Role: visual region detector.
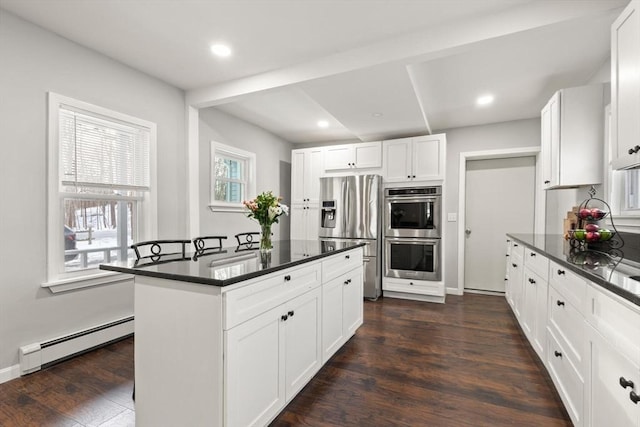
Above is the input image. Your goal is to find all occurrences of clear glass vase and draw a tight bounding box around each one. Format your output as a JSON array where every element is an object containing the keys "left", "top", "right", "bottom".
[{"left": 260, "top": 223, "right": 272, "bottom": 253}]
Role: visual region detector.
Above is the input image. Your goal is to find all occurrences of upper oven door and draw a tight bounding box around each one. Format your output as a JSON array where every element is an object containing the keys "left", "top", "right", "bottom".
[{"left": 385, "top": 196, "right": 441, "bottom": 238}]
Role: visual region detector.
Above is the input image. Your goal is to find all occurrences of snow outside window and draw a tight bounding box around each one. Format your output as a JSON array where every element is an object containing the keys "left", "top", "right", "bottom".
[{"left": 209, "top": 141, "right": 256, "bottom": 212}]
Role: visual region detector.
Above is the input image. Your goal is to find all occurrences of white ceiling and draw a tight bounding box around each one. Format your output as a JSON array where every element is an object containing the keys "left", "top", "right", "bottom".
[{"left": 0, "top": 0, "right": 629, "bottom": 143}]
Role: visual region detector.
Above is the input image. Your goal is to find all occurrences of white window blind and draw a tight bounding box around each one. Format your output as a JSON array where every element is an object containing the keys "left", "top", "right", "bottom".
[{"left": 60, "top": 106, "right": 150, "bottom": 191}]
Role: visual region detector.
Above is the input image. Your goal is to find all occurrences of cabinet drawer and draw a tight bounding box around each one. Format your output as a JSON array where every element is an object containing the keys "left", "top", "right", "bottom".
[
  {"left": 511, "top": 240, "right": 525, "bottom": 258},
  {"left": 524, "top": 247, "right": 549, "bottom": 278},
  {"left": 548, "top": 285, "right": 585, "bottom": 366},
  {"left": 224, "top": 263, "right": 321, "bottom": 330},
  {"left": 547, "top": 330, "right": 584, "bottom": 426},
  {"left": 322, "top": 249, "right": 363, "bottom": 283},
  {"left": 383, "top": 277, "right": 444, "bottom": 296},
  {"left": 549, "top": 261, "right": 587, "bottom": 311},
  {"left": 586, "top": 284, "right": 640, "bottom": 364}
]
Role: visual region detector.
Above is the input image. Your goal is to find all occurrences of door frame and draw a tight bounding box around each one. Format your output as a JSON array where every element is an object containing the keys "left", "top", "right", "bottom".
[{"left": 455, "top": 146, "right": 543, "bottom": 296}]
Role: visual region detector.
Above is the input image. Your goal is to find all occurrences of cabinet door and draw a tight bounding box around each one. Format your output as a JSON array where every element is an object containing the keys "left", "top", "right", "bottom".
[
  {"left": 284, "top": 287, "right": 322, "bottom": 401},
  {"left": 413, "top": 135, "right": 444, "bottom": 181},
  {"left": 505, "top": 241, "right": 514, "bottom": 309},
  {"left": 611, "top": 0, "right": 640, "bottom": 170},
  {"left": 290, "top": 205, "right": 306, "bottom": 240},
  {"left": 225, "top": 305, "right": 285, "bottom": 427},
  {"left": 509, "top": 255, "right": 524, "bottom": 320},
  {"left": 306, "top": 149, "right": 323, "bottom": 204},
  {"left": 541, "top": 92, "right": 560, "bottom": 189},
  {"left": 522, "top": 270, "right": 536, "bottom": 339},
  {"left": 533, "top": 274, "right": 548, "bottom": 359},
  {"left": 383, "top": 138, "right": 412, "bottom": 182},
  {"left": 322, "top": 274, "right": 345, "bottom": 363},
  {"left": 291, "top": 150, "right": 306, "bottom": 204},
  {"left": 304, "top": 205, "right": 319, "bottom": 240},
  {"left": 353, "top": 142, "right": 381, "bottom": 169},
  {"left": 324, "top": 145, "right": 353, "bottom": 170},
  {"left": 343, "top": 269, "right": 363, "bottom": 337},
  {"left": 586, "top": 326, "right": 640, "bottom": 427}
]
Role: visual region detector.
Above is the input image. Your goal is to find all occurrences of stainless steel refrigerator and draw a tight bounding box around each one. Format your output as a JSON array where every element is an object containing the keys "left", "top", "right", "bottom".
[{"left": 319, "top": 174, "right": 382, "bottom": 299}]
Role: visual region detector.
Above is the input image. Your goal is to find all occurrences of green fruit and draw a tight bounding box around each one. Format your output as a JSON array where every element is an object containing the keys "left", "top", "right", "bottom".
[
  {"left": 599, "top": 229, "right": 613, "bottom": 241},
  {"left": 573, "top": 229, "right": 586, "bottom": 240}
]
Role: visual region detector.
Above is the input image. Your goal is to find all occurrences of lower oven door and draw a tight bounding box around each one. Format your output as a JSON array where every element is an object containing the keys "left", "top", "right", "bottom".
[{"left": 385, "top": 238, "right": 440, "bottom": 281}]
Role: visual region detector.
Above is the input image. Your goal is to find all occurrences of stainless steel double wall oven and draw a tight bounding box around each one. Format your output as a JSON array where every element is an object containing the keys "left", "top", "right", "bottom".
[{"left": 384, "top": 186, "right": 442, "bottom": 281}]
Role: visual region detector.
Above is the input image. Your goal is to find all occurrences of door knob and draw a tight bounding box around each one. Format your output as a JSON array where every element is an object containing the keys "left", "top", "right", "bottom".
[{"left": 465, "top": 228, "right": 471, "bottom": 235}]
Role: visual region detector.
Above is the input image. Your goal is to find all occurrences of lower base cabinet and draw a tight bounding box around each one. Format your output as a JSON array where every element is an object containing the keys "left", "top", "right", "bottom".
[
  {"left": 322, "top": 265, "right": 363, "bottom": 363},
  {"left": 586, "top": 325, "right": 640, "bottom": 427},
  {"left": 225, "top": 287, "right": 322, "bottom": 427},
  {"left": 504, "top": 236, "right": 640, "bottom": 427}
]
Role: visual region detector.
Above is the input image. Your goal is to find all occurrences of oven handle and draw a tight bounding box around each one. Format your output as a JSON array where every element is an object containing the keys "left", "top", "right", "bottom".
[
  {"left": 386, "top": 237, "right": 441, "bottom": 245},
  {"left": 385, "top": 196, "right": 440, "bottom": 203}
]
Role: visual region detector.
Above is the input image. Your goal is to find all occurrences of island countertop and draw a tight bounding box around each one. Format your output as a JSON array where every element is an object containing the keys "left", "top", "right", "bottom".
[
  {"left": 99, "top": 239, "right": 365, "bottom": 287},
  {"left": 507, "top": 233, "right": 640, "bottom": 306}
]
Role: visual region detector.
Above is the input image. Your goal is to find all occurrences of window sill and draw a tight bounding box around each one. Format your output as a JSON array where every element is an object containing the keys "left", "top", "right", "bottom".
[
  {"left": 208, "top": 203, "right": 245, "bottom": 213},
  {"left": 42, "top": 271, "right": 133, "bottom": 293},
  {"left": 608, "top": 215, "right": 640, "bottom": 232}
]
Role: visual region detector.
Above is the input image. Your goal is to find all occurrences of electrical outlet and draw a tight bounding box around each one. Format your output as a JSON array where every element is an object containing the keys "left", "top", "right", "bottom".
[{"left": 447, "top": 213, "right": 457, "bottom": 222}]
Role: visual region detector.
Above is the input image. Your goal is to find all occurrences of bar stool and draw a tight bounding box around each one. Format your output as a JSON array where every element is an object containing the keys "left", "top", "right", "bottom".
[{"left": 192, "top": 236, "right": 227, "bottom": 260}]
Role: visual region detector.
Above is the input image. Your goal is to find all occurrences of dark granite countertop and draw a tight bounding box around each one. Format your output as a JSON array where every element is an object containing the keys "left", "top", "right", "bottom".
[
  {"left": 507, "top": 233, "right": 640, "bottom": 307},
  {"left": 100, "top": 239, "right": 365, "bottom": 287}
]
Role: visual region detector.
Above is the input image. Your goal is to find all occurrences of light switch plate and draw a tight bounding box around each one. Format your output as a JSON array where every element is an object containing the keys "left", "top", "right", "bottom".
[{"left": 447, "top": 213, "right": 457, "bottom": 222}]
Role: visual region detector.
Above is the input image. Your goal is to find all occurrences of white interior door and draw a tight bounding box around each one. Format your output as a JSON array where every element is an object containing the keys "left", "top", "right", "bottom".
[{"left": 464, "top": 156, "right": 535, "bottom": 293}]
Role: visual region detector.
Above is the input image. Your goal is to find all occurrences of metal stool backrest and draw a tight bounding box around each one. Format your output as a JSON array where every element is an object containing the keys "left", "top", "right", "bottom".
[
  {"left": 192, "top": 236, "right": 227, "bottom": 260},
  {"left": 234, "top": 232, "right": 260, "bottom": 250},
  {"left": 130, "top": 240, "right": 191, "bottom": 262}
]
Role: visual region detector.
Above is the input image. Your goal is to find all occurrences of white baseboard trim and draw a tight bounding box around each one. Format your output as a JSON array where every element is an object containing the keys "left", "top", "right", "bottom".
[
  {"left": 19, "top": 316, "right": 134, "bottom": 375},
  {"left": 446, "top": 287, "right": 463, "bottom": 295},
  {"left": 0, "top": 364, "right": 21, "bottom": 384}
]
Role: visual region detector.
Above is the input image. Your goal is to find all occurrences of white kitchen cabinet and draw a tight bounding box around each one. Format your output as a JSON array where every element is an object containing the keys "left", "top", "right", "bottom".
[
  {"left": 611, "top": 0, "right": 640, "bottom": 170},
  {"left": 586, "top": 327, "right": 640, "bottom": 427},
  {"left": 290, "top": 204, "right": 319, "bottom": 241},
  {"left": 291, "top": 147, "right": 323, "bottom": 205},
  {"left": 585, "top": 283, "right": 640, "bottom": 427},
  {"left": 522, "top": 267, "right": 548, "bottom": 359},
  {"left": 324, "top": 141, "right": 381, "bottom": 171},
  {"left": 225, "top": 286, "right": 322, "bottom": 427},
  {"left": 508, "top": 247, "right": 524, "bottom": 319},
  {"left": 383, "top": 134, "right": 446, "bottom": 183},
  {"left": 321, "top": 268, "right": 363, "bottom": 363},
  {"left": 505, "top": 239, "right": 513, "bottom": 308},
  {"left": 540, "top": 84, "right": 604, "bottom": 189},
  {"left": 291, "top": 147, "right": 322, "bottom": 240}
]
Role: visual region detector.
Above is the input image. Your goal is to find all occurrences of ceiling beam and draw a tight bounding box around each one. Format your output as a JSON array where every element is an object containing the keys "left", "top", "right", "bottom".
[{"left": 186, "top": 0, "right": 627, "bottom": 108}]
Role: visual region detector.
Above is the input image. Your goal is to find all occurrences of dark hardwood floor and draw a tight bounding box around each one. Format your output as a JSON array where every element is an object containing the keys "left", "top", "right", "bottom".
[{"left": 0, "top": 294, "right": 571, "bottom": 427}]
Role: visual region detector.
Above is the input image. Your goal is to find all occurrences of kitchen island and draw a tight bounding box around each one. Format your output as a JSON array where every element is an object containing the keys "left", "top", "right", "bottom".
[{"left": 100, "top": 240, "right": 365, "bottom": 427}]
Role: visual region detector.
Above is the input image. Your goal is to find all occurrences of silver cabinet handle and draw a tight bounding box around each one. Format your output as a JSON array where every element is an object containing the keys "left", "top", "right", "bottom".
[{"left": 465, "top": 228, "right": 471, "bottom": 235}]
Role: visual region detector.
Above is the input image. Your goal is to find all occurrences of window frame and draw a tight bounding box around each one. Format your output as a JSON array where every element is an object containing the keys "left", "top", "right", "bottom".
[
  {"left": 209, "top": 141, "right": 256, "bottom": 212},
  {"left": 604, "top": 104, "right": 640, "bottom": 231},
  {"left": 44, "top": 93, "right": 157, "bottom": 292}
]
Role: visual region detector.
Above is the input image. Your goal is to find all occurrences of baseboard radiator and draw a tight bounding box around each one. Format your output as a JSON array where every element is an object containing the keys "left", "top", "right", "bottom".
[{"left": 19, "top": 316, "right": 134, "bottom": 375}]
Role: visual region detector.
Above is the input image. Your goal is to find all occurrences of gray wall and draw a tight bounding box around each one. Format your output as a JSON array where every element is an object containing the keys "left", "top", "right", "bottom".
[
  {"left": 198, "top": 108, "right": 294, "bottom": 241},
  {"left": 440, "top": 118, "right": 542, "bottom": 291},
  {"left": 0, "top": 11, "right": 187, "bottom": 371}
]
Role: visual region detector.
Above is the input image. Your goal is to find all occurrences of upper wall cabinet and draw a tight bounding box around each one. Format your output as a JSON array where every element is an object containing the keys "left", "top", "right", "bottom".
[
  {"left": 541, "top": 84, "right": 604, "bottom": 189},
  {"left": 291, "top": 147, "right": 323, "bottom": 205},
  {"left": 611, "top": 0, "right": 640, "bottom": 170},
  {"left": 383, "top": 133, "right": 446, "bottom": 183},
  {"left": 324, "top": 141, "right": 382, "bottom": 171}
]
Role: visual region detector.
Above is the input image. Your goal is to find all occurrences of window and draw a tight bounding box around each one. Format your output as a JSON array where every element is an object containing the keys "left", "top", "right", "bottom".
[
  {"left": 46, "top": 93, "right": 156, "bottom": 290},
  {"left": 209, "top": 141, "right": 255, "bottom": 212}
]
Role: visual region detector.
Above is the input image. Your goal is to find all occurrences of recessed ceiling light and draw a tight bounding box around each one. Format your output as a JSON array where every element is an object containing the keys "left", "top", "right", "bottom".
[
  {"left": 210, "top": 44, "right": 232, "bottom": 57},
  {"left": 317, "top": 120, "right": 329, "bottom": 128},
  {"left": 372, "top": 112, "right": 383, "bottom": 118},
  {"left": 476, "top": 94, "right": 494, "bottom": 106}
]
